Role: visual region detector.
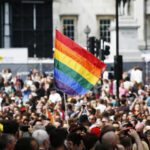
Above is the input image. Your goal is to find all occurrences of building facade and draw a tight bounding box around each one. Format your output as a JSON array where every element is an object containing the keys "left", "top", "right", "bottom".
[
  {"left": 0, "top": 0, "right": 150, "bottom": 59},
  {"left": 0, "top": 0, "right": 53, "bottom": 58},
  {"left": 53, "top": 0, "right": 150, "bottom": 62}
]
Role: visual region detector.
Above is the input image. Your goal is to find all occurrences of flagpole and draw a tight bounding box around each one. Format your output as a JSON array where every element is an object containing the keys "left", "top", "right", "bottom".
[
  {"left": 63, "top": 93, "right": 68, "bottom": 123},
  {"left": 54, "top": 30, "right": 106, "bottom": 127}
]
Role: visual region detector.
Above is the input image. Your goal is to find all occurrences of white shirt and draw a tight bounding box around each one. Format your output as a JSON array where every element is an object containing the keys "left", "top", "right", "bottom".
[
  {"left": 96, "top": 104, "right": 106, "bottom": 113},
  {"left": 130, "top": 69, "right": 142, "bottom": 84},
  {"left": 49, "top": 92, "right": 62, "bottom": 103},
  {"left": 134, "top": 69, "right": 143, "bottom": 83},
  {"left": 124, "top": 81, "right": 133, "bottom": 90}
]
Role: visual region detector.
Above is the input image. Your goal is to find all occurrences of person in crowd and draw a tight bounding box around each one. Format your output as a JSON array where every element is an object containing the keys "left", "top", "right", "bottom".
[
  {"left": 0, "top": 133, "right": 16, "bottom": 150},
  {"left": 82, "top": 132, "right": 98, "bottom": 150},
  {"left": 0, "top": 67, "right": 148, "bottom": 150},
  {"left": 50, "top": 128, "right": 68, "bottom": 150},
  {"left": 66, "top": 132, "right": 84, "bottom": 150},
  {"left": 32, "top": 129, "right": 50, "bottom": 150},
  {"left": 146, "top": 91, "right": 150, "bottom": 113},
  {"left": 14, "top": 137, "right": 39, "bottom": 150}
]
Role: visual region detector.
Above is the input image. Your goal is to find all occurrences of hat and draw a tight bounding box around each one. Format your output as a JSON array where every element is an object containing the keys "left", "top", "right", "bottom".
[
  {"left": 143, "top": 126, "right": 150, "bottom": 134},
  {"left": 20, "top": 106, "right": 26, "bottom": 112},
  {"left": 90, "top": 127, "right": 101, "bottom": 137}
]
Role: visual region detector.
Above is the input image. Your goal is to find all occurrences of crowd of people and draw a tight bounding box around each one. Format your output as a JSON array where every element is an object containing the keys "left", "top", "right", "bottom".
[{"left": 0, "top": 67, "right": 150, "bottom": 150}]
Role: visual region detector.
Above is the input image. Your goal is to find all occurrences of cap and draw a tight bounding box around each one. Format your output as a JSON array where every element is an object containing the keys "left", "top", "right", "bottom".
[{"left": 90, "top": 127, "right": 101, "bottom": 137}]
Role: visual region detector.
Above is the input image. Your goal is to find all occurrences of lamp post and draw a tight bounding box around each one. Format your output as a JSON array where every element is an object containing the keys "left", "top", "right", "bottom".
[
  {"left": 116, "top": 0, "right": 119, "bottom": 99},
  {"left": 116, "top": 0, "right": 119, "bottom": 57},
  {"left": 84, "top": 25, "right": 91, "bottom": 50},
  {"left": 115, "top": 0, "right": 123, "bottom": 99}
]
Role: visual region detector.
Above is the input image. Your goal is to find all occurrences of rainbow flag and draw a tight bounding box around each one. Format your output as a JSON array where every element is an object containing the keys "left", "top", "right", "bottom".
[{"left": 54, "top": 30, "right": 106, "bottom": 95}]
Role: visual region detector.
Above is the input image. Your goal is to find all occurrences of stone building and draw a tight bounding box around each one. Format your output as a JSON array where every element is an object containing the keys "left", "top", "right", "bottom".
[
  {"left": 0, "top": 0, "right": 53, "bottom": 58},
  {"left": 0, "top": 0, "right": 150, "bottom": 81},
  {"left": 53, "top": 0, "right": 150, "bottom": 63}
]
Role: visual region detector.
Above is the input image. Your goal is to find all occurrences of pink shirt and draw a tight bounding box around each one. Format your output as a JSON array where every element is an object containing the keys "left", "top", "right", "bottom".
[{"left": 119, "top": 87, "right": 127, "bottom": 98}]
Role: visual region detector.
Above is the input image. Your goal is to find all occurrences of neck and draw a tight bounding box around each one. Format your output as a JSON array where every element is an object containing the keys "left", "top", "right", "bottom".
[{"left": 39, "top": 146, "right": 47, "bottom": 150}]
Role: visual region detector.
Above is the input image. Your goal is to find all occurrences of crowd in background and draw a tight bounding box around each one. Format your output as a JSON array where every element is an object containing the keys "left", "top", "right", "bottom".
[{"left": 0, "top": 66, "right": 150, "bottom": 150}]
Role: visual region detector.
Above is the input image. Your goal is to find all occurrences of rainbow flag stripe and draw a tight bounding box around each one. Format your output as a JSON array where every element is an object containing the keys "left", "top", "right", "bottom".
[{"left": 54, "top": 30, "right": 106, "bottom": 95}]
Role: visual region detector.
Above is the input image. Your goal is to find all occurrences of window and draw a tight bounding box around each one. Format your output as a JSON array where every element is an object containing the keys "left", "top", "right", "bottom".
[
  {"left": 97, "top": 16, "right": 114, "bottom": 43},
  {"left": 100, "top": 19, "right": 111, "bottom": 42},
  {"left": 11, "top": 1, "right": 53, "bottom": 58},
  {"left": 0, "top": 3, "right": 4, "bottom": 47},
  {"left": 61, "top": 16, "right": 77, "bottom": 40},
  {"left": 146, "top": 15, "right": 150, "bottom": 45}
]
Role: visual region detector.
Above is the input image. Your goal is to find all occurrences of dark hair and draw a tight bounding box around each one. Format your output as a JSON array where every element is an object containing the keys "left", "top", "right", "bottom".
[
  {"left": 120, "top": 135, "right": 132, "bottom": 148},
  {"left": 95, "top": 143, "right": 107, "bottom": 150},
  {"left": 99, "top": 125, "right": 115, "bottom": 142},
  {"left": 0, "top": 134, "right": 15, "bottom": 150},
  {"left": 79, "top": 115, "right": 89, "bottom": 125},
  {"left": 114, "top": 113, "right": 122, "bottom": 121},
  {"left": 50, "top": 128, "right": 68, "bottom": 148},
  {"left": 69, "top": 124, "right": 87, "bottom": 133},
  {"left": 67, "top": 132, "right": 82, "bottom": 146},
  {"left": 82, "top": 133, "right": 98, "bottom": 150},
  {"left": 16, "top": 79, "right": 24, "bottom": 89},
  {"left": 145, "top": 120, "right": 150, "bottom": 126},
  {"left": 67, "top": 104, "right": 73, "bottom": 109},
  {"left": 0, "top": 120, "right": 19, "bottom": 135},
  {"left": 14, "top": 137, "right": 38, "bottom": 150},
  {"left": 45, "top": 124, "right": 56, "bottom": 135}
]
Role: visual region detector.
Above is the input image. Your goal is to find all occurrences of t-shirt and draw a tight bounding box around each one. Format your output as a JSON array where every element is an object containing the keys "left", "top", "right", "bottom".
[
  {"left": 146, "top": 97, "right": 150, "bottom": 106},
  {"left": 49, "top": 92, "right": 62, "bottom": 103}
]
